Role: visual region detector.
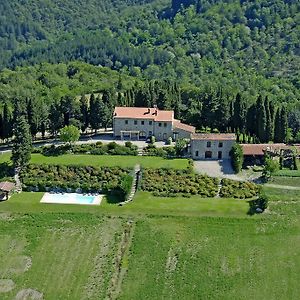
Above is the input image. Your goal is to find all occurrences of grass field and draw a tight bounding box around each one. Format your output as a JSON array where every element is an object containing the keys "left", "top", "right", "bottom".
[{"left": 0, "top": 168, "right": 299, "bottom": 298}]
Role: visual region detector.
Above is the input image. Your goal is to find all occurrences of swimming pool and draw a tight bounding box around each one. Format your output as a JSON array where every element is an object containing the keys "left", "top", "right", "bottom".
[{"left": 40, "top": 193, "right": 103, "bottom": 205}]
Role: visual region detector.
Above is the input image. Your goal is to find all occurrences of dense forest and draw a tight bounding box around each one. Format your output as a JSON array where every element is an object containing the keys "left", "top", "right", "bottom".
[{"left": 0, "top": 0, "right": 299, "bottom": 141}]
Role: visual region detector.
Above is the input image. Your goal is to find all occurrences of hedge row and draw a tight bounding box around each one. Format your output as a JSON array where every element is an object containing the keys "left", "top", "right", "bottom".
[
  {"left": 220, "top": 178, "right": 258, "bottom": 199},
  {"left": 32, "top": 141, "right": 138, "bottom": 156},
  {"left": 20, "top": 164, "right": 130, "bottom": 194},
  {"left": 141, "top": 169, "right": 219, "bottom": 197}
]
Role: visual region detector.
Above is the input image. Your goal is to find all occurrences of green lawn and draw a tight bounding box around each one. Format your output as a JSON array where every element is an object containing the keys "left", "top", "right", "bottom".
[
  {"left": 30, "top": 154, "right": 189, "bottom": 169},
  {"left": 269, "top": 176, "right": 300, "bottom": 187},
  {"left": 0, "top": 191, "right": 249, "bottom": 217},
  {"left": 274, "top": 169, "right": 300, "bottom": 177},
  {"left": 0, "top": 152, "right": 11, "bottom": 164},
  {"left": 0, "top": 175, "right": 299, "bottom": 299},
  {"left": 119, "top": 216, "right": 300, "bottom": 300}
]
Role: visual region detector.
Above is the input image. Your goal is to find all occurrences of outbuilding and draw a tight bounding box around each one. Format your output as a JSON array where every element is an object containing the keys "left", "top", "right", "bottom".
[
  {"left": 190, "top": 133, "right": 236, "bottom": 160},
  {"left": 0, "top": 181, "right": 15, "bottom": 200}
]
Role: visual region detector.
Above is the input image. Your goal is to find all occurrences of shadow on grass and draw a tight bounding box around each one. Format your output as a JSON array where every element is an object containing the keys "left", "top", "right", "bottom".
[{"left": 105, "top": 193, "right": 123, "bottom": 204}]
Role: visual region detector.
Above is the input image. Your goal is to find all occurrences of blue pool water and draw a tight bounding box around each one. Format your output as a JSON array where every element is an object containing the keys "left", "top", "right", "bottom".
[{"left": 41, "top": 193, "right": 101, "bottom": 205}]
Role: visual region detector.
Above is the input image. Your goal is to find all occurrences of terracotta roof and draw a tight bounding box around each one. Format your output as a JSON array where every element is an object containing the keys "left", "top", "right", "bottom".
[
  {"left": 241, "top": 143, "right": 291, "bottom": 156},
  {"left": 0, "top": 181, "right": 15, "bottom": 192},
  {"left": 191, "top": 133, "right": 236, "bottom": 141},
  {"left": 173, "top": 119, "right": 195, "bottom": 133},
  {"left": 113, "top": 107, "right": 173, "bottom": 122}
]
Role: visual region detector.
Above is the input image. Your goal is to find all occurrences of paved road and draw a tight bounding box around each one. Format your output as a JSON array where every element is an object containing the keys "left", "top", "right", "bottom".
[{"left": 194, "top": 159, "right": 243, "bottom": 180}]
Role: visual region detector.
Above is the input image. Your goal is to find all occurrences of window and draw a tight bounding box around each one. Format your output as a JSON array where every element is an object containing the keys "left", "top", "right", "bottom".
[
  {"left": 141, "top": 121, "right": 144, "bottom": 125},
  {"left": 149, "top": 121, "right": 152, "bottom": 125},
  {"left": 164, "top": 122, "right": 167, "bottom": 127},
  {"left": 149, "top": 131, "right": 152, "bottom": 136},
  {"left": 195, "top": 151, "right": 199, "bottom": 157},
  {"left": 125, "top": 120, "right": 128, "bottom": 125},
  {"left": 134, "top": 120, "right": 137, "bottom": 125},
  {"left": 207, "top": 141, "right": 211, "bottom": 148},
  {"left": 158, "top": 122, "right": 162, "bottom": 127},
  {"left": 218, "top": 142, "right": 223, "bottom": 148}
]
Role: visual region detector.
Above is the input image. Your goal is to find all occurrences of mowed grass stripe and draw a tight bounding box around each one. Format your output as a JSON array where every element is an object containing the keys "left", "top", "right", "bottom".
[{"left": 30, "top": 154, "right": 189, "bottom": 169}]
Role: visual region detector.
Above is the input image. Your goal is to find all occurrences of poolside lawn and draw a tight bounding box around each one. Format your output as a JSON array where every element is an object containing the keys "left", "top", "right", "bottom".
[
  {"left": 0, "top": 191, "right": 250, "bottom": 217},
  {"left": 30, "top": 154, "right": 189, "bottom": 169}
]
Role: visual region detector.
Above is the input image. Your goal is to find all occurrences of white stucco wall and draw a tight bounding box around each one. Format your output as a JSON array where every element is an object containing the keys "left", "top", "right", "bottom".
[{"left": 191, "top": 139, "right": 235, "bottom": 160}]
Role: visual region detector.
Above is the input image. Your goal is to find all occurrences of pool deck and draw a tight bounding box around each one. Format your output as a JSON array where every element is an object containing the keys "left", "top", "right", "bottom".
[{"left": 40, "top": 193, "right": 103, "bottom": 205}]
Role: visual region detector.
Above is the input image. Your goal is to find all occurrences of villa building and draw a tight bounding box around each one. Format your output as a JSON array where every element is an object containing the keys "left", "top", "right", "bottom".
[
  {"left": 190, "top": 133, "right": 236, "bottom": 160},
  {"left": 113, "top": 107, "right": 195, "bottom": 141}
]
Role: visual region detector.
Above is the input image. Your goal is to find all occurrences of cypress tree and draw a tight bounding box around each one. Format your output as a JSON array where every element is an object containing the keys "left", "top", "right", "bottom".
[
  {"left": 265, "top": 96, "right": 272, "bottom": 142},
  {"left": 27, "top": 98, "right": 39, "bottom": 138},
  {"left": 281, "top": 106, "right": 288, "bottom": 143},
  {"left": 11, "top": 114, "right": 32, "bottom": 168},
  {"left": 89, "top": 94, "right": 102, "bottom": 132},
  {"left": 233, "top": 93, "right": 242, "bottom": 130},
  {"left": 269, "top": 100, "right": 275, "bottom": 141},
  {"left": 0, "top": 114, "right": 3, "bottom": 140},
  {"left": 256, "top": 95, "right": 267, "bottom": 142},
  {"left": 274, "top": 108, "right": 281, "bottom": 142},
  {"left": 246, "top": 104, "right": 256, "bottom": 136},
  {"left": 79, "top": 95, "right": 89, "bottom": 133},
  {"left": 2, "top": 103, "right": 12, "bottom": 141}
]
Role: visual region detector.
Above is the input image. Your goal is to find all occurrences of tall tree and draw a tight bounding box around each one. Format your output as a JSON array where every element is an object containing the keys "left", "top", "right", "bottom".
[
  {"left": 2, "top": 103, "right": 12, "bottom": 141},
  {"left": 233, "top": 93, "right": 247, "bottom": 132},
  {"left": 79, "top": 95, "right": 89, "bottom": 133},
  {"left": 27, "top": 98, "right": 39, "bottom": 138},
  {"left": 265, "top": 96, "right": 273, "bottom": 142},
  {"left": 49, "top": 101, "right": 63, "bottom": 137},
  {"left": 281, "top": 106, "right": 288, "bottom": 143},
  {"left": 256, "top": 95, "right": 267, "bottom": 142},
  {"left": 11, "top": 114, "right": 32, "bottom": 168},
  {"left": 89, "top": 94, "right": 102, "bottom": 132},
  {"left": 274, "top": 108, "right": 281, "bottom": 143}
]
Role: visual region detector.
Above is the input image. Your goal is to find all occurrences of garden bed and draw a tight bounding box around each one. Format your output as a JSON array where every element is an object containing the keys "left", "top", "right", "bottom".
[
  {"left": 220, "top": 178, "right": 259, "bottom": 199},
  {"left": 141, "top": 169, "right": 219, "bottom": 197},
  {"left": 20, "top": 164, "right": 131, "bottom": 195}
]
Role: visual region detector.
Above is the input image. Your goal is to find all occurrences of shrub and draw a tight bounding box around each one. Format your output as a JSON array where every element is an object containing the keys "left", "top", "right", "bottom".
[
  {"left": 150, "top": 136, "right": 156, "bottom": 144},
  {"left": 262, "top": 155, "right": 280, "bottom": 180},
  {"left": 166, "top": 137, "right": 172, "bottom": 145},
  {"left": 230, "top": 143, "right": 243, "bottom": 173}
]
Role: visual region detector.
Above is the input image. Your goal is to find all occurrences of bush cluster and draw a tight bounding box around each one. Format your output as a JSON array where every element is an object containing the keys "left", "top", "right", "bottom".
[
  {"left": 220, "top": 178, "right": 259, "bottom": 199},
  {"left": 20, "top": 164, "right": 130, "bottom": 194},
  {"left": 143, "top": 144, "right": 176, "bottom": 158},
  {"left": 141, "top": 169, "right": 219, "bottom": 197},
  {"left": 32, "top": 141, "right": 138, "bottom": 156},
  {"left": 230, "top": 143, "right": 244, "bottom": 173}
]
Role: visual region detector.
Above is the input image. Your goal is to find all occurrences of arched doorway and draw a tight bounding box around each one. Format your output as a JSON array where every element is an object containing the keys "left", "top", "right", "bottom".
[{"left": 205, "top": 151, "right": 212, "bottom": 159}]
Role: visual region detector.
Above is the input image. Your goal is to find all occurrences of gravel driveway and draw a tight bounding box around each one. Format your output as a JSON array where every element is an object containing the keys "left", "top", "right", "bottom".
[{"left": 194, "top": 159, "right": 242, "bottom": 180}]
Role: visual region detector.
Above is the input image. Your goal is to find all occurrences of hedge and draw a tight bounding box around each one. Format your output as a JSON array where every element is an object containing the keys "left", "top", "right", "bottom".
[
  {"left": 32, "top": 141, "right": 138, "bottom": 156},
  {"left": 20, "top": 164, "right": 130, "bottom": 194}
]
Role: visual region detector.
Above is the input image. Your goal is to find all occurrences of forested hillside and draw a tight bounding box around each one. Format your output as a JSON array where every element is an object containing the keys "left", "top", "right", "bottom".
[
  {"left": 0, "top": 0, "right": 299, "bottom": 100},
  {"left": 0, "top": 0, "right": 299, "bottom": 141}
]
